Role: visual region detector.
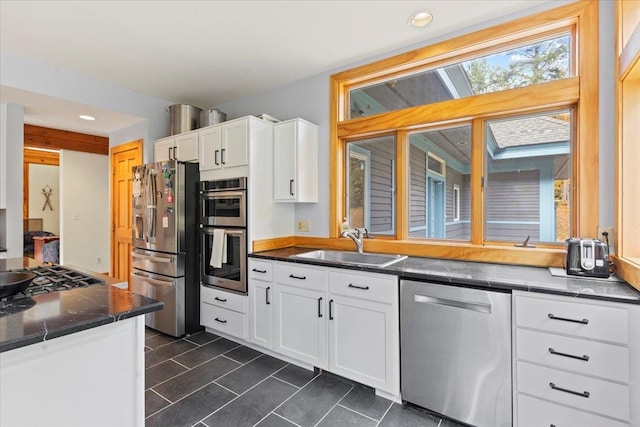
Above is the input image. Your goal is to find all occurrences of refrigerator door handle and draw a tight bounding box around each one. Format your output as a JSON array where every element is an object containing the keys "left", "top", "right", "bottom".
[
  {"left": 131, "top": 271, "right": 175, "bottom": 287},
  {"left": 132, "top": 251, "right": 175, "bottom": 264}
]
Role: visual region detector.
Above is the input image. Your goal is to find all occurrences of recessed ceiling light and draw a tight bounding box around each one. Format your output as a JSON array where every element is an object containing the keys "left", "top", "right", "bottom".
[
  {"left": 79, "top": 114, "right": 95, "bottom": 121},
  {"left": 409, "top": 11, "right": 433, "bottom": 28}
]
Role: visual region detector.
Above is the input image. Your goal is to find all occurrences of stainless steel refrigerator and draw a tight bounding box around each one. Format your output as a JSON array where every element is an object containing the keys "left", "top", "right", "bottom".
[{"left": 130, "top": 160, "right": 200, "bottom": 337}]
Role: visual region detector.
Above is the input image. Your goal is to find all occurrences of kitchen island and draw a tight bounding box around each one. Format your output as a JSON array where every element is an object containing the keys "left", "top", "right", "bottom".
[{"left": 0, "top": 257, "right": 163, "bottom": 427}]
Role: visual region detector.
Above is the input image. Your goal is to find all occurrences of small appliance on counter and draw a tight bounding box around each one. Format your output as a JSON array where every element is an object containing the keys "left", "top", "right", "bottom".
[{"left": 565, "top": 237, "right": 611, "bottom": 278}]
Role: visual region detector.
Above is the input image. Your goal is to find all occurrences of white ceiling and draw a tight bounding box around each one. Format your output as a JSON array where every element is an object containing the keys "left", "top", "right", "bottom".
[{"left": 0, "top": 0, "right": 551, "bottom": 137}]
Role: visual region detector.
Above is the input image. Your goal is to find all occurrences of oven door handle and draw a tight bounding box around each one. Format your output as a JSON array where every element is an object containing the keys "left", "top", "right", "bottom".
[
  {"left": 201, "top": 228, "right": 244, "bottom": 237},
  {"left": 132, "top": 251, "right": 175, "bottom": 263},
  {"left": 131, "top": 271, "right": 175, "bottom": 287},
  {"left": 200, "top": 190, "right": 246, "bottom": 199}
]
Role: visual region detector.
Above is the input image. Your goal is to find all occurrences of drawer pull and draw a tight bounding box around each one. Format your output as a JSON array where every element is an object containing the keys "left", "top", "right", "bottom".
[
  {"left": 252, "top": 268, "right": 267, "bottom": 274},
  {"left": 214, "top": 297, "right": 227, "bottom": 302},
  {"left": 289, "top": 274, "right": 306, "bottom": 280},
  {"left": 318, "top": 297, "right": 323, "bottom": 318},
  {"left": 266, "top": 287, "right": 271, "bottom": 305},
  {"left": 329, "top": 299, "right": 334, "bottom": 320},
  {"left": 548, "top": 347, "right": 590, "bottom": 362},
  {"left": 548, "top": 313, "right": 589, "bottom": 325},
  {"left": 549, "top": 382, "right": 590, "bottom": 398},
  {"left": 214, "top": 317, "right": 227, "bottom": 324},
  {"left": 348, "top": 283, "right": 370, "bottom": 290}
]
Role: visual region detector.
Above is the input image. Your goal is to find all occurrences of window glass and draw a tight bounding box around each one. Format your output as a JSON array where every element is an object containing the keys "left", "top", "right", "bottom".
[
  {"left": 408, "top": 125, "right": 471, "bottom": 240},
  {"left": 347, "top": 136, "right": 396, "bottom": 235},
  {"left": 349, "top": 34, "right": 571, "bottom": 119},
  {"left": 484, "top": 111, "right": 572, "bottom": 244}
]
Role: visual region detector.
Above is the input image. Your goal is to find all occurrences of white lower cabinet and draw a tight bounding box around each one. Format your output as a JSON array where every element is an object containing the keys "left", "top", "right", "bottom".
[
  {"left": 513, "top": 291, "right": 640, "bottom": 427},
  {"left": 200, "top": 285, "right": 247, "bottom": 339},
  {"left": 247, "top": 259, "right": 400, "bottom": 397}
]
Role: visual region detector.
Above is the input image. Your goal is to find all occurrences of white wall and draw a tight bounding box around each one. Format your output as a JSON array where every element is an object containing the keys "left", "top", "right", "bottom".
[
  {"left": 60, "top": 150, "right": 109, "bottom": 271},
  {"left": 215, "top": 0, "right": 614, "bottom": 238},
  {"left": 28, "top": 164, "right": 60, "bottom": 234},
  {"left": 0, "top": 103, "right": 24, "bottom": 257}
]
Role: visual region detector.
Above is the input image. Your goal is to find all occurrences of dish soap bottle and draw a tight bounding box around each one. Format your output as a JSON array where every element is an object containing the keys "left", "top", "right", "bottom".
[{"left": 341, "top": 217, "right": 349, "bottom": 233}]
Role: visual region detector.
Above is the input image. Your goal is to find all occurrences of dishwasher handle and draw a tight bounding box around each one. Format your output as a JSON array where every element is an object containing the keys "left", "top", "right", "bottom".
[{"left": 414, "top": 294, "right": 492, "bottom": 314}]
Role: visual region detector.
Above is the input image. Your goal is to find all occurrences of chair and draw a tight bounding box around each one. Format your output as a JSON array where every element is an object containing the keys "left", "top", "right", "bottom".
[
  {"left": 23, "top": 231, "right": 56, "bottom": 258},
  {"left": 42, "top": 239, "right": 60, "bottom": 264}
]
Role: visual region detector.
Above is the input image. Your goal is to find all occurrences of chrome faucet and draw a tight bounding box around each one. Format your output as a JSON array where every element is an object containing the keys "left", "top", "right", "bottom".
[{"left": 341, "top": 228, "right": 372, "bottom": 254}]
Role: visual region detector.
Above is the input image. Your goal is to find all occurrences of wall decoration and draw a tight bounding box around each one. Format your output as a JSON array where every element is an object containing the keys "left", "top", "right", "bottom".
[{"left": 42, "top": 185, "right": 54, "bottom": 211}]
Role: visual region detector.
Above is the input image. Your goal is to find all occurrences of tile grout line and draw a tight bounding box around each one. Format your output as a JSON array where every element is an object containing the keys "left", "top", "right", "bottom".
[
  {"left": 269, "top": 371, "right": 323, "bottom": 416},
  {"left": 145, "top": 355, "right": 240, "bottom": 391},
  {"left": 149, "top": 387, "right": 173, "bottom": 404},
  {"left": 170, "top": 358, "right": 192, "bottom": 370},
  {"left": 336, "top": 403, "right": 381, "bottom": 423},
  {"left": 269, "top": 374, "right": 302, "bottom": 390},
  {"left": 311, "top": 384, "right": 355, "bottom": 427},
  {"left": 268, "top": 412, "right": 303, "bottom": 427},
  {"left": 211, "top": 380, "right": 240, "bottom": 396},
  {"left": 374, "top": 401, "right": 395, "bottom": 427}
]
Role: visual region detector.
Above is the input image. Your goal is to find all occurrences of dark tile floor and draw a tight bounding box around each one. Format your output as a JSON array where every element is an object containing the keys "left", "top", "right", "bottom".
[{"left": 145, "top": 328, "right": 465, "bottom": 427}]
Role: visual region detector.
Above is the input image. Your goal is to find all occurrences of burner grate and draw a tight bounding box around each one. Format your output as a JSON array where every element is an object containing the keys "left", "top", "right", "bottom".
[{"left": 1, "top": 265, "right": 106, "bottom": 302}]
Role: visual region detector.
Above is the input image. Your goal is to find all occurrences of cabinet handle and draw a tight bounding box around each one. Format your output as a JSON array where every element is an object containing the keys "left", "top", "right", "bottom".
[
  {"left": 318, "top": 297, "right": 323, "bottom": 318},
  {"left": 266, "top": 287, "right": 271, "bottom": 305},
  {"left": 289, "top": 179, "right": 294, "bottom": 196},
  {"left": 348, "top": 283, "right": 370, "bottom": 290},
  {"left": 214, "top": 317, "right": 227, "bottom": 324},
  {"left": 214, "top": 150, "right": 220, "bottom": 165},
  {"left": 168, "top": 146, "right": 174, "bottom": 160},
  {"left": 289, "top": 274, "right": 306, "bottom": 280},
  {"left": 548, "top": 347, "right": 590, "bottom": 362},
  {"left": 252, "top": 268, "right": 267, "bottom": 274},
  {"left": 221, "top": 148, "right": 226, "bottom": 164},
  {"left": 548, "top": 313, "right": 589, "bottom": 325},
  {"left": 549, "top": 382, "right": 590, "bottom": 398},
  {"left": 214, "top": 297, "right": 227, "bottom": 302},
  {"left": 329, "top": 299, "right": 334, "bottom": 320}
]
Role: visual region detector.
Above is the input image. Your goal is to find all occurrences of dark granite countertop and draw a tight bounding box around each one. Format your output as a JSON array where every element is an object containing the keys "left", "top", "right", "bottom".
[
  {"left": 0, "top": 258, "right": 163, "bottom": 353},
  {"left": 250, "top": 247, "right": 640, "bottom": 305}
]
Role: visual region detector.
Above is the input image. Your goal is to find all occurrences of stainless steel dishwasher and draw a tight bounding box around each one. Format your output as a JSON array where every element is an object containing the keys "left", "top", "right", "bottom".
[{"left": 400, "top": 280, "right": 512, "bottom": 427}]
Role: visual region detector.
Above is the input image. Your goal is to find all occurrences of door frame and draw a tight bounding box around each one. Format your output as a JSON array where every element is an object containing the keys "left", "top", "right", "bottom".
[{"left": 110, "top": 139, "right": 143, "bottom": 278}]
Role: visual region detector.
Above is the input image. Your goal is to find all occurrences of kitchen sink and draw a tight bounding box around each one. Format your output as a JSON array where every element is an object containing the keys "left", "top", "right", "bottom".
[{"left": 290, "top": 250, "right": 407, "bottom": 268}]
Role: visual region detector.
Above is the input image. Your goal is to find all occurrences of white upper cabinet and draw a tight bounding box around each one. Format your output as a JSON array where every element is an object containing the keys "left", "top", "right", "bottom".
[
  {"left": 154, "top": 130, "right": 198, "bottom": 162},
  {"left": 273, "top": 118, "right": 318, "bottom": 203},
  {"left": 199, "top": 118, "right": 249, "bottom": 171}
]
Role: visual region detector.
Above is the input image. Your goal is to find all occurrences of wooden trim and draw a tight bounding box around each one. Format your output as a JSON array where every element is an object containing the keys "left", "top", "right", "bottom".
[
  {"left": 24, "top": 124, "right": 109, "bottom": 155},
  {"left": 612, "top": 255, "right": 640, "bottom": 291},
  {"left": 253, "top": 235, "right": 565, "bottom": 268},
  {"left": 23, "top": 148, "right": 60, "bottom": 224},
  {"left": 252, "top": 236, "right": 295, "bottom": 253},
  {"left": 470, "top": 118, "right": 484, "bottom": 245},
  {"left": 329, "top": 76, "right": 343, "bottom": 239},
  {"left": 337, "top": 78, "right": 579, "bottom": 138},
  {"left": 395, "top": 130, "right": 408, "bottom": 240}
]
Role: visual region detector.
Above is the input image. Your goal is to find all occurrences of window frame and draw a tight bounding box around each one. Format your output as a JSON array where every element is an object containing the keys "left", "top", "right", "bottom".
[{"left": 329, "top": 1, "right": 599, "bottom": 267}]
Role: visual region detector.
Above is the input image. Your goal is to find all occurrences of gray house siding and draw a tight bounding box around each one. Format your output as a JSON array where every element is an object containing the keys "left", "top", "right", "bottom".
[
  {"left": 367, "top": 140, "right": 395, "bottom": 234},
  {"left": 446, "top": 167, "right": 471, "bottom": 240},
  {"left": 409, "top": 144, "right": 427, "bottom": 237}
]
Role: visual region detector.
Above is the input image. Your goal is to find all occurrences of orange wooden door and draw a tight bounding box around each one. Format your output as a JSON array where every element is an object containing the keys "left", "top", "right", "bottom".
[{"left": 110, "top": 140, "right": 143, "bottom": 287}]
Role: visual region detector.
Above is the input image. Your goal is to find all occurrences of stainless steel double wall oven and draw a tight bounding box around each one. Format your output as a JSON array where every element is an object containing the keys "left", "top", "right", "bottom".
[{"left": 200, "top": 177, "right": 247, "bottom": 294}]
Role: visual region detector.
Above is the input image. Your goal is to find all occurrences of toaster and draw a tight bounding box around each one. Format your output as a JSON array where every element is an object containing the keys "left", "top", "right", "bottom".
[{"left": 565, "top": 238, "right": 611, "bottom": 278}]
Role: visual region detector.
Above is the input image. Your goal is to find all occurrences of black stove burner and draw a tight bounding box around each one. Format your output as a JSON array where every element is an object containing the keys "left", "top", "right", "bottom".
[{"left": 1, "top": 265, "right": 106, "bottom": 302}]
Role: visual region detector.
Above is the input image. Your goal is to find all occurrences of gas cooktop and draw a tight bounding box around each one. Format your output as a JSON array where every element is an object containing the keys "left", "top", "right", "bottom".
[{"left": 2, "top": 265, "right": 106, "bottom": 302}]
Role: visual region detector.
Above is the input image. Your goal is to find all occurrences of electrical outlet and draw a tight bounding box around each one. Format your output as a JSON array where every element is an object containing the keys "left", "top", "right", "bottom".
[
  {"left": 96, "top": 257, "right": 101, "bottom": 264},
  {"left": 597, "top": 226, "right": 615, "bottom": 252},
  {"left": 297, "top": 220, "right": 310, "bottom": 232}
]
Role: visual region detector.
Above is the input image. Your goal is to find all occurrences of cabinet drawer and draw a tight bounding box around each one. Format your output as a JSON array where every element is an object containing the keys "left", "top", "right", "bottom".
[
  {"left": 516, "top": 361, "right": 629, "bottom": 421},
  {"left": 201, "top": 285, "right": 247, "bottom": 313},
  {"left": 201, "top": 302, "right": 246, "bottom": 339},
  {"left": 275, "top": 263, "right": 326, "bottom": 291},
  {"left": 249, "top": 260, "right": 273, "bottom": 282},
  {"left": 516, "top": 329, "right": 629, "bottom": 382},
  {"left": 514, "top": 295, "right": 628, "bottom": 344},
  {"left": 328, "top": 270, "right": 397, "bottom": 304},
  {"left": 517, "top": 394, "right": 628, "bottom": 427}
]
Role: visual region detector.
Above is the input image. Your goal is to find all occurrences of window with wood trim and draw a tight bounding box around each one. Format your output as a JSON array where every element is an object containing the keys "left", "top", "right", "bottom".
[{"left": 330, "top": 1, "right": 599, "bottom": 267}]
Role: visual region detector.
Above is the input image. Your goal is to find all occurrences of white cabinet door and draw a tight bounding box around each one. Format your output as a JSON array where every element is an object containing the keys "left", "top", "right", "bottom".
[
  {"left": 273, "top": 121, "right": 297, "bottom": 201},
  {"left": 248, "top": 279, "right": 273, "bottom": 349},
  {"left": 273, "top": 119, "right": 318, "bottom": 203},
  {"left": 154, "top": 136, "right": 175, "bottom": 162},
  {"left": 199, "top": 126, "right": 223, "bottom": 171},
  {"left": 274, "top": 282, "right": 327, "bottom": 369},
  {"left": 174, "top": 130, "right": 199, "bottom": 161},
  {"left": 328, "top": 295, "right": 396, "bottom": 392},
  {"left": 222, "top": 119, "right": 249, "bottom": 168}
]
